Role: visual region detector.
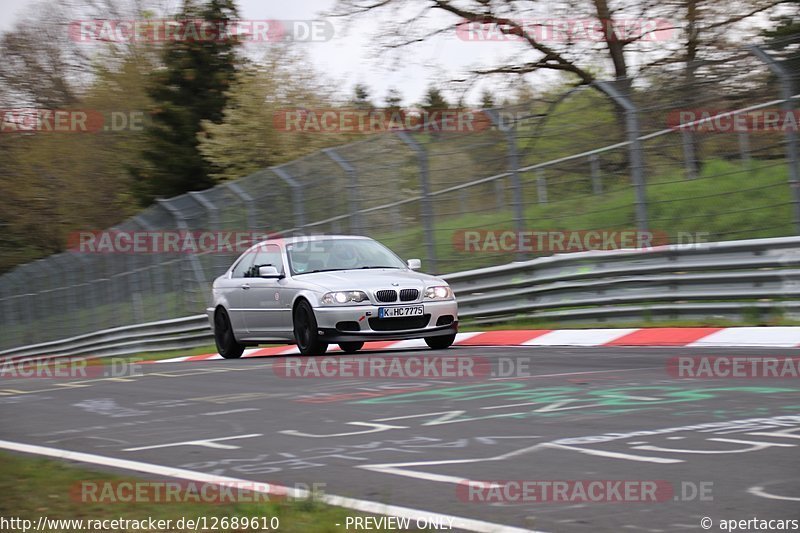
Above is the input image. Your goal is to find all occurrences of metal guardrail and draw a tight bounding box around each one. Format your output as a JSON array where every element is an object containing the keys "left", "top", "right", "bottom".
[
  {"left": 1, "top": 236, "right": 798, "bottom": 361},
  {"left": 444, "top": 236, "right": 800, "bottom": 324},
  {"left": 0, "top": 315, "right": 212, "bottom": 362}
]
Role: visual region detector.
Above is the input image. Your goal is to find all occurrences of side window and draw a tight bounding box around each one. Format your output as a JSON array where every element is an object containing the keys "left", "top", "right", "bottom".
[
  {"left": 231, "top": 251, "right": 256, "bottom": 278},
  {"left": 249, "top": 244, "right": 284, "bottom": 276}
]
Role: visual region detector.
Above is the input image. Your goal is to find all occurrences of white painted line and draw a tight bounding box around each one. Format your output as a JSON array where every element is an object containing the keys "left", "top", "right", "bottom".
[
  {"left": 748, "top": 485, "right": 800, "bottom": 502},
  {"left": 201, "top": 408, "right": 260, "bottom": 416},
  {"left": 542, "top": 443, "right": 683, "bottom": 464},
  {"left": 123, "top": 434, "right": 262, "bottom": 451},
  {"left": 0, "top": 439, "right": 542, "bottom": 533},
  {"left": 522, "top": 329, "right": 638, "bottom": 346},
  {"left": 688, "top": 327, "right": 800, "bottom": 347}
]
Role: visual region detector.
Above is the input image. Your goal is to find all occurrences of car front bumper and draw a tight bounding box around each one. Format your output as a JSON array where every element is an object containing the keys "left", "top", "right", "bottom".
[{"left": 313, "top": 299, "right": 458, "bottom": 343}]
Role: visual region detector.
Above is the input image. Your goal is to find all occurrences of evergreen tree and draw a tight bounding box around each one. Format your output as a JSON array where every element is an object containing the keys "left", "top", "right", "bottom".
[
  {"left": 479, "top": 88, "right": 495, "bottom": 108},
  {"left": 421, "top": 85, "right": 449, "bottom": 112},
  {"left": 384, "top": 87, "right": 403, "bottom": 113},
  {"left": 352, "top": 83, "right": 372, "bottom": 110},
  {"left": 132, "top": 0, "right": 241, "bottom": 205}
]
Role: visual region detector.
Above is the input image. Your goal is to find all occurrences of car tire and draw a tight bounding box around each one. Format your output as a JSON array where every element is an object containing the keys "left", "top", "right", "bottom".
[
  {"left": 294, "top": 300, "right": 328, "bottom": 355},
  {"left": 338, "top": 342, "right": 364, "bottom": 354},
  {"left": 214, "top": 308, "right": 245, "bottom": 359},
  {"left": 425, "top": 333, "right": 456, "bottom": 350}
]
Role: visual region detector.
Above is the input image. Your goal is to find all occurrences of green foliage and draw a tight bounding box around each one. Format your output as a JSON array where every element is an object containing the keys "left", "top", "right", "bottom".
[
  {"left": 197, "top": 46, "right": 347, "bottom": 182},
  {"left": 421, "top": 85, "right": 450, "bottom": 111},
  {"left": 131, "top": 0, "right": 241, "bottom": 205}
]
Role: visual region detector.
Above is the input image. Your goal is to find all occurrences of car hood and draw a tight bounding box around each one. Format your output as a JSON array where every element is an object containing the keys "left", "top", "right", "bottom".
[{"left": 292, "top": 268, "right": 443, "bottom": 292}]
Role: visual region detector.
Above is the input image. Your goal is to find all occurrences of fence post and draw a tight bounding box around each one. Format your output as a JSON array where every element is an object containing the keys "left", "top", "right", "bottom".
[
  {"left": 323, "top": 148, "right": 363, "bottom": 234},
  {"left": 589, "top": 154, "right": 603, "bottom": 194},
  {"left": 157, "top": 198, "right": 208, "bottom": 311},
  {"left": 1, "top": 271, "right": 21, "bottom": 349},
  {"left": 749, "top": 45, "right": 800, "bottom": 234},
  {"left": 396, "top": 131, "right": 437, "bottom": 273},
  {"left": 189, "top": 190, "right": 228, "bottom": 277},
  {"left": 594, "top": 80, "right": 648, "bottom": 232},
  {"left": 484, "top": 109, "right": 526, "bottom": 260},
  {"left": 52, "top": 253, "right": 80, "bottom": 338},
  {"left": 681, "top": 129, "right": 698, "bottom": 179},
  {"left": 14, "top": 264, "right": 37, "bottom": 344},
  {"left": 272, "top": 166, "right": 306, "bottom": 232},
  {"left": 536, "top": 169, "right": 548, "bottom": 204},
  {"left": 227, "top": 181, "right": 257, "bottom": 233},
  {"left": 738, "top": 131, "right": 751, "bottom": 165}
]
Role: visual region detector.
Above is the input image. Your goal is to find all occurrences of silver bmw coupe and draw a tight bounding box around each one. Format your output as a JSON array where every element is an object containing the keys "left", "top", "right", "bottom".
[{"left": 207, "top": 235, "right": 458, "bottom": 357}]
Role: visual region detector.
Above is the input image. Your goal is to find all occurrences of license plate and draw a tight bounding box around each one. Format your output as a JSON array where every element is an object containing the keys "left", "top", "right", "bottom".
[{"left": 379, "top": 305, "right": 424, "bottom": 318}]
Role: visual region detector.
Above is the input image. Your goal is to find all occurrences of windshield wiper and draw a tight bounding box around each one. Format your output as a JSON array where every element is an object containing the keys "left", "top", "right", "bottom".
[
  {"left": 294, "top": 268, "right": 347, "bottom": 275},
  {"left": 359, "top": 266, "right": 401, "bottom": 269}
]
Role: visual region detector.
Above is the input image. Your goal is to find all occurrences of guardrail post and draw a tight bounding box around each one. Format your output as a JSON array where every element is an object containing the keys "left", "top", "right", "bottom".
[
  {"left": 158, "top": 198, "right": 209, "bottom": 311},
  {"left": 485, "top": 109, "right": 527, "bottom": 260},
  {"left": 589, "top": 154, "right": 603, "bottom": 194},
  {"left": 272, "top": 166, "right": 306, "bottom": 232},
  {"left": 323, "top": 148, "right": 363, "bottom": 234},
  {"left": 749, "top": 45, "right": 800, "bottom": 234},
  {"left": 594, "top": 80, "right": 648, "bottom": 232},
  {"left": 396, "top": 131, "right": 437, "bottom": 273}
]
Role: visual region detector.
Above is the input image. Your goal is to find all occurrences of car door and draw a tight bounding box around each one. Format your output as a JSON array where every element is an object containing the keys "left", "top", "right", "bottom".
[
  {"left": 241, "top": 244, "right": 292, "bottom": 336},
  {"left": 221, "top": 250, "right": 256, "bottom": 336}
]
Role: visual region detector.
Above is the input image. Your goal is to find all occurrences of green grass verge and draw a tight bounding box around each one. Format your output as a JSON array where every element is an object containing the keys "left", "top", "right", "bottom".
[{"left": 0, "top": 451, "right": 412, "bottom": 533}]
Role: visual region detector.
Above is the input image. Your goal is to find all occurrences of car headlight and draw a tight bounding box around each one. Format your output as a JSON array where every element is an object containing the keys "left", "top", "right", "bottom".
[
  {"left": 321, "top": 291, "right": 369, "bottom": 305},
  {"left": 425, "top": 286, "right": 453, "bottom": 300}
]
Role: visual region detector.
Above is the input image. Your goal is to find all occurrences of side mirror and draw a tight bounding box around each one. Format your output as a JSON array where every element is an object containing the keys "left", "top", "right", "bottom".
[
  {"left": 407, "top": 258, "right": 421, "bottom": 270},
  {"left": 258, "top": 265, "right": 282, "bottom": 278}
]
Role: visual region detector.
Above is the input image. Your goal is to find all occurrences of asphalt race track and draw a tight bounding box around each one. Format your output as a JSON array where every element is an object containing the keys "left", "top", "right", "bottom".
[{"left": 1, "top": 346, "right": 799, "bottom": 532}]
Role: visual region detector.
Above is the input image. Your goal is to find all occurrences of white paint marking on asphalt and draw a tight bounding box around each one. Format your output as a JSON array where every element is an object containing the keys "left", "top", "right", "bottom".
[
  {"left": 200, "top": 408, "right": 260, "bottom": 416},
  {"left": 359, "top": 443, "right": 549, "bottom": 485},
  {"left": 0, "top": 439, "right": 542, "bottom": 533},
  {"left": 122, "top": 433, "right": 262, "bottom": 451},
  {"left": 631, "top": 438, "right": 796, "bottom": 455},
  {"left": 748, "top": 485, "right": 800, "bottom": 502},
  {"left": 542, "top": 443, "right": 684, "bottom": 464}
]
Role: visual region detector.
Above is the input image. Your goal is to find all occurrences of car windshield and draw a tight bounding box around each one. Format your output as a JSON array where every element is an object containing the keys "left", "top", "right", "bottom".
[{"left": 286, "top": 238, "right": 406, "bottom": 275}]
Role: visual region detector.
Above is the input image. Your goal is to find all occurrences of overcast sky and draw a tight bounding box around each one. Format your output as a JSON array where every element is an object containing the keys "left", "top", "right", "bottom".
[{"left": 0, "top": 0, "right": 538, "bottom": 106}]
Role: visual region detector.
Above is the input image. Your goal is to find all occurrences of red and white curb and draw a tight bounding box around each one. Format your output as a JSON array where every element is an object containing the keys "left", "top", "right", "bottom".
[{"left": 155, "top": 327, "right": 800, "bottom": 363}]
